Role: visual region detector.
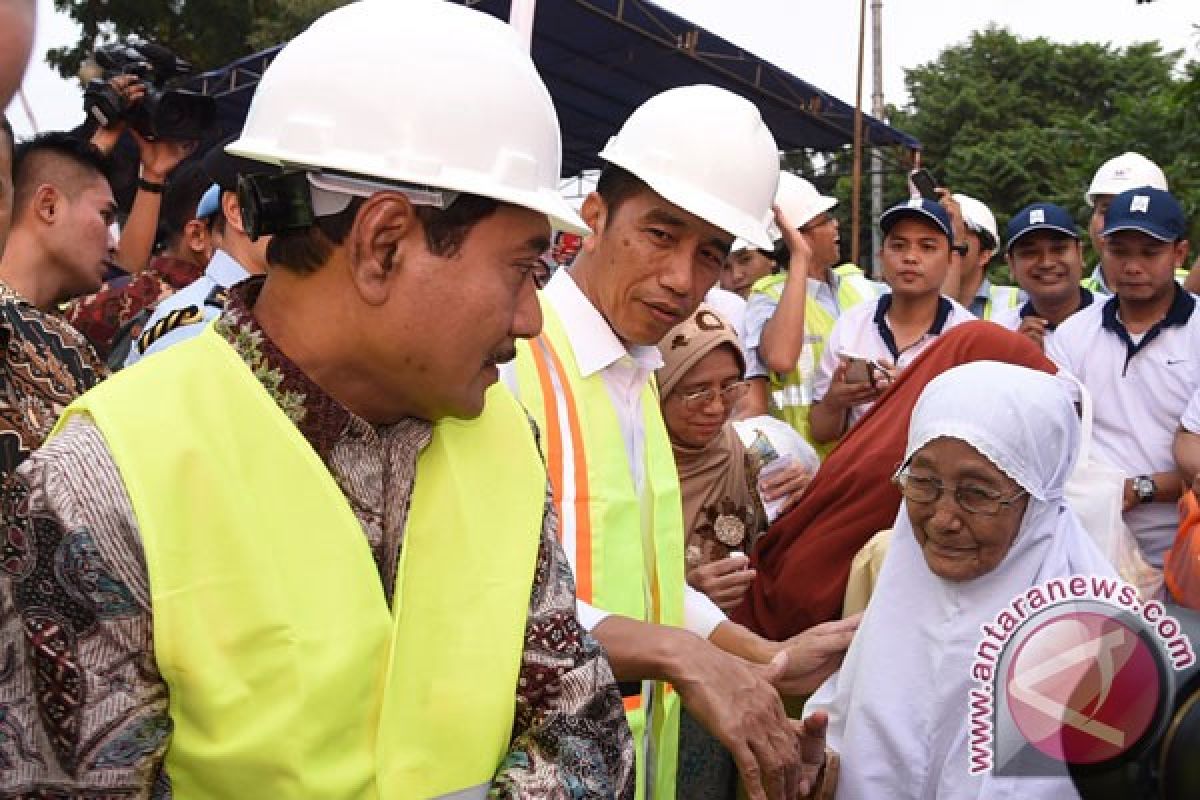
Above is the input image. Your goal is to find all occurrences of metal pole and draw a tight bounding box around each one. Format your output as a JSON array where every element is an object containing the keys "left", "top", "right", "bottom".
[
  {"left": 869, "top": 0, "right": 884, "bottom": 277},
  {"left": 851, "top": 0, "right": 867, "bottom": 268},
  {"left": 509, "top": 0, "right": 537, "bottom": 52}
]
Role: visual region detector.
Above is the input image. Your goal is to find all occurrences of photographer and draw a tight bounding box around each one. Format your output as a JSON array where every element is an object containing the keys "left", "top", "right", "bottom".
[{"left": 87, "top": 73, "right": 198, "bottom": 277}]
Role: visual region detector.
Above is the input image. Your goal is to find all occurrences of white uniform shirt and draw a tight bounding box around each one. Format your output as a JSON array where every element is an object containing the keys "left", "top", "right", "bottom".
[
  {"left": 501, "top": 270, "right": 727, "bottom": 637},
  {"left": 1047, "top": 287, "right": 1200, "bottom": 566},
  {"left": 743, "top": 273, "right": 847, "bottom": 380},
  {"left": 125, "top": 249, "right": 250, "bottom": 367},
  {"left": 813, "top": 294, "right": 974, "bottom": 425},
  {"left": 1182, "top": 388, "right": 1200, "bottom": 434},
  {"left": 991, "top": 288, "right": 1096, "bottom": 350}
]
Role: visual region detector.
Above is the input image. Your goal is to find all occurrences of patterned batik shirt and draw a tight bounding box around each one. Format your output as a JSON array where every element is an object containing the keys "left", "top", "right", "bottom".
[
  {"left": 0, "top": 277, "right": 635, "bottom": 798},
  {"left": 65, "top": 256, "right": 203, "bottom": 360},
  {"left": 0, "top": 281, "right": 108, "bottom": 475}
]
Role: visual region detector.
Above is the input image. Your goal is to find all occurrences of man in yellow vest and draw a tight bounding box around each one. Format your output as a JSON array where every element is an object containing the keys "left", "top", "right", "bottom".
[
  {"left": 742, "top": 172, "right": 879, "bottom": 454},
  {"left": 939, "top": 192, "right": 1021, "bottom": 320},
  {"left": 504, "top": 87, "right": 856, "bottom": 800},
  {"left": 0, "top": 2, "right": 635, "bottom": 797}
]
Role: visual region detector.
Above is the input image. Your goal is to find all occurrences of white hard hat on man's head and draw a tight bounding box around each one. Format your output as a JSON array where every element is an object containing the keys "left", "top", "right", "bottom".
[
  {"left": 226, "top": 0, "right": 584, "bottom": 232},
  {"left": 772, "top": 172, "right": 837, "bottom": 237},
  {"left": 1086, "top": 151, "right": 1168, "bottom": 208},
  {"left": 952, "top": 193, "right": 998, "bottom": 249},
  {"left": 598, "top": 85, "right": 780, "bottom": 250}
]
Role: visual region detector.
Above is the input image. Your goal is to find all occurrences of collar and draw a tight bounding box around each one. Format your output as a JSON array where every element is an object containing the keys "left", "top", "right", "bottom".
[
  {"left": 215, "top": 277, "right": 361, "bottom": 463},
  {"left": 543, "top": 269, "right": 663, "bottom": 379},
  {"left": 1019, "top": 288, "right": 1094, "bottom": 331},
  {"left": 874, "top": 294, "right": 953, "bottom": 361},
  {"left": 1100, "top": 283, "right": 1195, "bottom": 374},
  {"left": 148, "top": 254, "right": 205, "bottom": 290},
  {"left": 205, "top": 249, "right": 252, "bottom": 290},
  {"left": 1089, "top": 263, "right": 1111, "bottom": 294},
  {"left": 975, "top": 276, "right": 993, "bottom": 302}
]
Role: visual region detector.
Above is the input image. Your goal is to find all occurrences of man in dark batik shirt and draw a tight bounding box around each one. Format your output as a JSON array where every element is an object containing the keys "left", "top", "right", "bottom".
[{"left": 0, "top": 132, "right": 115, "bottom": 473}]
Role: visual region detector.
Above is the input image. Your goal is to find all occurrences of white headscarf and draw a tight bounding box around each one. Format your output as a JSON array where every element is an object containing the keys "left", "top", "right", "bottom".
[{"left": 806, "top": 361, "right": 1117, "bottom": 800}]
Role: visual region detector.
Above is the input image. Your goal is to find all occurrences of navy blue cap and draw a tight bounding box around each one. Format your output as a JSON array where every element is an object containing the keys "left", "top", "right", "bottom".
[
  {"left": 195, "top": 183, "right": 221, "bottom": 220},
  {"left": 1005, "top": 202, "right": 1079, "bottom": 252},
  {"left": 1102, "top": 187, "right": 1187, "bottom": 242},
  {"left": 880, "top": 197, "right": 953, "bottom": 240}
]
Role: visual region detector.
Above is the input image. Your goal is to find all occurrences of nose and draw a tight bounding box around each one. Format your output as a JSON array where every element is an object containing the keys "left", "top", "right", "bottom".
[
  {"left": 658, "top": 249, "right": 695, "bottom": 298},
  {"left": 511, "top": 273, "right": 543, "bottom": 341},
  {"left": 928, "top": 491, "right": 964, "bottom": 532}
]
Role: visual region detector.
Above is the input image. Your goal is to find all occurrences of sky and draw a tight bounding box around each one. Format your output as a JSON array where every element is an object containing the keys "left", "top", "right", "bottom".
[{"left": 6, "top": 0, "right": 1199, "bottom": 139}]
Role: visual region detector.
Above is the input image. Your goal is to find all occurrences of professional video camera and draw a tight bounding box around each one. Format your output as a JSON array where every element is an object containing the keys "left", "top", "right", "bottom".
[{"left": 83, "top": 38, "right": 216, "bottom": 141}]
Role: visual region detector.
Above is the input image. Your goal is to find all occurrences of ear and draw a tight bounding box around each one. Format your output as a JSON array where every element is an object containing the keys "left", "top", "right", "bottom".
[
  {"left": 1173, "top": 239, "right": 1190, "bottom": 269},
  {"left": 346, "top": 192, "right": 421, "bottom": 308},
  {"left": 182, "top": 219, "right": 208, "bottom": 255},
  {"left": 31, "top": 184, "right": 59, "bottom": 225},
  {"left": 221, "top": 190, "right": 246, "bottom": 235},
  {"left": 580, "top": 191, "right": 608, "bottom": 255}
]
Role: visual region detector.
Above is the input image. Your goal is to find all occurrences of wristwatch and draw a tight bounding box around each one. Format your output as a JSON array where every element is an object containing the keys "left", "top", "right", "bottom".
[
  {"left": 950, "top": 242, "right": 969, "bottom": 257},
  {"left": 1132, "top": 475, "right": 1157, "bottom": 504}
]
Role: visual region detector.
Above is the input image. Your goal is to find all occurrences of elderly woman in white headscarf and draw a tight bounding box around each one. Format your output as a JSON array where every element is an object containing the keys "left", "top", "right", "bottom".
[{"left": 805, "top": 360, "right": 1117, "bottom": 799}]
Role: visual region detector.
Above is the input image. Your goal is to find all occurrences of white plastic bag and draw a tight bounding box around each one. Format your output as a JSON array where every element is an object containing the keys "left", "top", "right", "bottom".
[{"left": 733, "top": 415, "right": 821, "bottom": 523}]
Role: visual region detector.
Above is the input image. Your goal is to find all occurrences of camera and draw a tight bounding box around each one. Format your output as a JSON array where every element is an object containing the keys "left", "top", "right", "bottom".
[{"left": 83, "top": 38, "right": 216, "bottom": 141}]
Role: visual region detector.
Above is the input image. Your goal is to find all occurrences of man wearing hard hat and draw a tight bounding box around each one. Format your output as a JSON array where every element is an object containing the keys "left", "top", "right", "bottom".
[
  {"left": 941, "top": 192, "right": 1021, "bottom": 319},
  {"left": 0, "top": 2, "right": 634, "bottom": 797},
  {"left": 505, "top": 86, "right": 851, "bottom": 800},
  {"left": 1082, "top": 151, "right": 1189, "bottom": 293}
]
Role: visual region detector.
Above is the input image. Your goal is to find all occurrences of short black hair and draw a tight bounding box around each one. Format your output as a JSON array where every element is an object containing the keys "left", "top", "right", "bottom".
[
  {"left": 0, "top": 116, "right": 12, "bottom": 159},
  {"left": 594, "top": 164, "right": 649, "bottom": 217},
  {"left": 267, "top": 191, "right": 501, "bottom": 275},
  {"left": 158, "top": 162, "right": 212, "bottom": 249},
  {"left": 11, "top": 131, "right": 111, "bottom": 220}
]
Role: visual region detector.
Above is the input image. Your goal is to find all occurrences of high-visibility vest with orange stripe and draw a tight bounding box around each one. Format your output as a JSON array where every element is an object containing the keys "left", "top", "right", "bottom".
[
  {"left": 512, "top": 298, "right": 684, "bottom": 800},
  {"left": 50, "top": 325, "right": 544, "bottom": 799}
]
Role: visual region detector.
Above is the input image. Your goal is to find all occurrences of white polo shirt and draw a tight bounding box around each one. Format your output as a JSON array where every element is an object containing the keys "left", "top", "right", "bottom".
[
  {"left": 991, "top": 288, "right": 1096, "bottom": 350},
  {"left": 813, "top": 293, "right": 974, "bottom": 425},
  {"left": 1182, "top": 388, "right": 1200, "bottom": 433},
  {"left": 500, "top": 270, "right": 727, "bottom": 638},
  {"left": 1047, "top": 287, "right": 1200, "bottom": 566}
]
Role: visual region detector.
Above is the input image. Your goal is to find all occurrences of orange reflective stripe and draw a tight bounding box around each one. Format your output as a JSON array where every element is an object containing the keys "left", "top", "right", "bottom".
[
  {"left": 622, "top": 695, "right": 642, "bottom": 713},
  {"left": 529, "top": 334, "right": 594, "bottom": 605}
]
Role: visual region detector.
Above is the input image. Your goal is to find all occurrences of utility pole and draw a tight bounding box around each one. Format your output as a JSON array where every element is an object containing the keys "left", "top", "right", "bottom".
[
  {"left": 869, "top": 0, "right": 884, "bottom": 277},
  {"left": 510, "top": 0, "right": 537, "bottom": 52},
  {"left": 851, "top": 0, "right": 867, "bottom": 269}
]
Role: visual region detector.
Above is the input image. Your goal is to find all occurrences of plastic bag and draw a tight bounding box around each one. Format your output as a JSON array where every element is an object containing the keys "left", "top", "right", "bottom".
[{"left": 1166, "top": 492, "right": 1200, "bottom": 610}]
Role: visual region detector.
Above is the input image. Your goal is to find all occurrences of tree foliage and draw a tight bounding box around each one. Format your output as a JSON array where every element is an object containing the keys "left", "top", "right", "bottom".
[
  {"left": 47, "top": 0, "right": 349, "bottom": 81},
  {"left": 882, "top": 27, "right": 1200, "bottom": 274}
]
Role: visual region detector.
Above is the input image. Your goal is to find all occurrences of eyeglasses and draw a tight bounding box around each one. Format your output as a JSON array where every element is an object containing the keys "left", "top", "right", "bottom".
[
  {"left": 893, "top": 469, "right": 1027, "bottom": 516},
  {"left": 799, "top": 214, "right": 836, "bottom": 232},
  {"left": 677, "top": 381, "right": 750, "bottom": 413}
]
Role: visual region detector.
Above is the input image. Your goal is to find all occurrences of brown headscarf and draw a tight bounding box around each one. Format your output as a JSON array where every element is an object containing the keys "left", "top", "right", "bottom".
[
  {"left": 657, "top": 305, "right": 768, "bottom": 570},
  {"left": 731, "top": 321, "right": 1057, "bottom": 640}
]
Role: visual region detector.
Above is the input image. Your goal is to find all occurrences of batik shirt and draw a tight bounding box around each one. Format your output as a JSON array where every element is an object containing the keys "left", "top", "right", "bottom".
[
  {"left": 0, "top": 281, "right": 108, "bottom": 474},
  {"left": 0, "top": 277, "right": 634, "bottom": 798}
]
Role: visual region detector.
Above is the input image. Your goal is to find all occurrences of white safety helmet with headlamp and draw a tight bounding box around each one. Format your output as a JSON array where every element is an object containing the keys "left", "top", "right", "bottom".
[
  {"left": 1085, "top": 152, "right": 1168, "bottom": 207},
  {"left": 597, "top": 84, "right": 781, "bottom": 250},
  {"left": 226, "top": 0, "right": 584, "bottom": 233}
]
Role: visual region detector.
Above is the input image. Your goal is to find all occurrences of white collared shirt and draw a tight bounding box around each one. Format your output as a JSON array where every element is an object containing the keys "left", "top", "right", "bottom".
[{"left": 501, "top": 270, "right": 726, "bottom": 637}]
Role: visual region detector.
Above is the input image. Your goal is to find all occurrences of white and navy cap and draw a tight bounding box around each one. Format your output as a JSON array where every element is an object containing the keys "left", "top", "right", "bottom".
[
  {"left": 1005, "top": 202, "right": 1079, "bottom": 253},
  {"left": 879, "top": 197, "right": 953, "bottom": 240},
  {"left": 1102, "top": 187, "right": 1187, "bottom": 242}
]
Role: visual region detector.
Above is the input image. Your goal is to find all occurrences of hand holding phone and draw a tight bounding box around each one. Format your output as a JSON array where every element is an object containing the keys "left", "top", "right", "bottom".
[{"left": 910, "top": 168, "right": 940, "bottom": 202}]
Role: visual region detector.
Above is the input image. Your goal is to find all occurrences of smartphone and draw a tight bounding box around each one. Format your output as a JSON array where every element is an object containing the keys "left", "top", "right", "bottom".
[
  {"left": 843, "top": 355, "right": 878, "bottom": 386},
  {"left": 910, "top": 168, "right": 940, "bottom": 202}
]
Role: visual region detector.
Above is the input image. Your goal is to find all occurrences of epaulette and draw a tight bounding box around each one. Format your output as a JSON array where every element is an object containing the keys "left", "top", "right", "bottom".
[
  {"left": 204, "top": 286, "right": 229, "bottom": 309},
  {"left": 136, "top": 305, "right": 204, "bottom": 354}
]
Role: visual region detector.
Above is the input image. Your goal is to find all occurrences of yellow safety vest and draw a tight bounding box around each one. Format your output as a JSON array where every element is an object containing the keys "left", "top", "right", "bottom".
[
  {"left": 751, "top": 264, "right": 876, "bottom": 457},
  {"left": 1082, "top": 267, "right": 1190, "bottom": 294},
  {"left": 51, "top": 324, "right": 544, "bottom": 799},
  {"left": 512, "top": 299, "right": 684, "bottom": 800},
  {"left": 979, "top": 284, "right": 1021, "bottom": 320}
]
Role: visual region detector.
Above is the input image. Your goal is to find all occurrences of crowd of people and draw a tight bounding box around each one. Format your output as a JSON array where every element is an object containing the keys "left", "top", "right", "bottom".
[{"left": 0, "top": 0, "right": 1198, "bottom": 798}]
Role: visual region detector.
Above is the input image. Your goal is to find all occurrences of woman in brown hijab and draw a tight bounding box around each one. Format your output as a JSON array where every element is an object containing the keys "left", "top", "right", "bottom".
[{"left": 732, "top": 321, "right": 1057, "bottom": 641}]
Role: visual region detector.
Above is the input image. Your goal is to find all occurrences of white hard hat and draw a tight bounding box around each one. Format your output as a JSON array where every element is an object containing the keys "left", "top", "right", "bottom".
[
  {"left": 771, "top": 172, "right": 837, "bottom": 238},
  {"left": 1086, "top": 152, "right": 1168, "bottom": 207},
  {"left": 952, "top": 193, "right": 998, "bottom": 248},
  {"left": 598, "top": 85, "right": 780, "bottom": 250},
  {"left": 226, "top": 0, "right": 585, "bottom": 232}
]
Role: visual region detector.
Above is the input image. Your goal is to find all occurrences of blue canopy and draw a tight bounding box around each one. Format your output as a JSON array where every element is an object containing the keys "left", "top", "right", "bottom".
[{"left": 189, "top": 0, "right": 919, "bottom": 176}]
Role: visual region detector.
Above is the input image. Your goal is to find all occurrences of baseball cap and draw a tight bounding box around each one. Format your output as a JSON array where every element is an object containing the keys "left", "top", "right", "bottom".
[
  {"left": 1086, "top": 152, "right": 1168, "bottom": 207},
  {"left": 1005, "top": 202, "right": 1079, "bottom": 253},
  {"left": 195, "top": 183, "right": 221, "bottom": 220},
  {"left": 1101, "top": 187, "right": 1187, "bottom": 242},
  {"left": 880, "top": 197, "right": 953, "bottom": 240}
]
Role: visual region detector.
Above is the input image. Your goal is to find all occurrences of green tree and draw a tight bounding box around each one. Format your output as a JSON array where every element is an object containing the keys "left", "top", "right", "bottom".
[
  {"left": 48, "top": 0, "right": 349, "bottom": 81},
  {"left": 877, "top": 27, "right": 1200, "bottom": 280}
]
